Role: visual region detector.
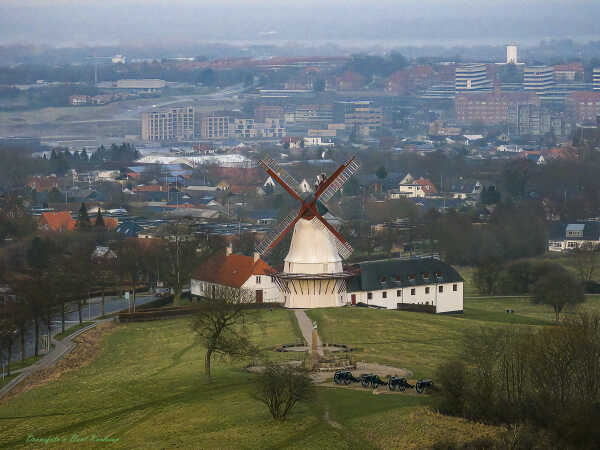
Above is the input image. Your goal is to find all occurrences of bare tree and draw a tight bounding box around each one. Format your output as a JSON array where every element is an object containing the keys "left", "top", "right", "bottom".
[
  {"left": 255, "top": 363, "right": 314, "bottom": 421},
  {"left": 115, "top": 239, "right": 147, "bottom": 312},
  {"left": 191, "top": 286, "right": 258, "bottom": 378},
  {"left": 573, "top": 243, "right": 599, "bottom": 283}
]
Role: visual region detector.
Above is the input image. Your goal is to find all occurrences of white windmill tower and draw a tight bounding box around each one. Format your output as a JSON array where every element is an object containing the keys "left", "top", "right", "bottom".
[{"left": 256, "top": 156, "right": 360, "bottom": 308}]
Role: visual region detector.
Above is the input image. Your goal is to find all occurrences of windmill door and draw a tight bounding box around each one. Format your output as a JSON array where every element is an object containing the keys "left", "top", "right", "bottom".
[
  {"left": 256, "top": 290, "right": 263, "bottom": 303},
  {"left": 351, "top": 294, "right": 356, "bottom": 305}
]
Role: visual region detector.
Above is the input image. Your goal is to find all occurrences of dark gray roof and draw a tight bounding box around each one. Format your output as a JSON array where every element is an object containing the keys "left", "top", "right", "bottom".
[
  {"left": 348, "top": 257, "right": 463, "bottom": 292},
  {"left": 548, "top": 222, "right": 600, "bottom": 241}
]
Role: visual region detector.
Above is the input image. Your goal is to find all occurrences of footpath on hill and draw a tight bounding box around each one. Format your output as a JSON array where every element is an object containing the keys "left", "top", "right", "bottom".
[{"left": 0, "top": 319, "right": 116, "bottom": 402}]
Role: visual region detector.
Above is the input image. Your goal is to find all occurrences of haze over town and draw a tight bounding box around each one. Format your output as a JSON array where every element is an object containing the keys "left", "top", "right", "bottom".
[{"left": 0, "top": 1, "right": 600, "bottom": 449}]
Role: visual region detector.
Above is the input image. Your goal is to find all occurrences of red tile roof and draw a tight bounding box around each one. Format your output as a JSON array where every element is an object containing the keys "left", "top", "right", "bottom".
[
  {"left": 414, "top": 178, "right": 439, "bottom": 194},
  {"left": 39, "top": 211, "right": 76, "bottom": 232},
  {"left": 193, "top": 253, "right": 275, "bottom": 289}
]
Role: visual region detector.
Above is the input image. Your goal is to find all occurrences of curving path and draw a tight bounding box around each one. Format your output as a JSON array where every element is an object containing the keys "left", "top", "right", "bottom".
[{"left": 294, "top": 309, "right": 324, "bottom": 356}]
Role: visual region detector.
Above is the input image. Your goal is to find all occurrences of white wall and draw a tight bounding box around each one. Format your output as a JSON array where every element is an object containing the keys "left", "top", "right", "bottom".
[
  {"left": 346, "top": 282, "right": 463, "bottom": 313},
  {"left": 190, "top": 276, "right": 281, "bottom": 303}
]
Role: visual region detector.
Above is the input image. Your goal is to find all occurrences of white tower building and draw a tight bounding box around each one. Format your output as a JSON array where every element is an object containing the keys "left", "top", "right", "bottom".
[{"left": 506, "top": 45, "right": 518, "bottom": 64}]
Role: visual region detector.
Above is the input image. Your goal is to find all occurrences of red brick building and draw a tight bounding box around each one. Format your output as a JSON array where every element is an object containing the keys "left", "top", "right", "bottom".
[
  {"left": 455, "top": 91, "right": 539, "bottom": 125},
  {"left": 565, "top": 91, "right": 600, "bottom": 123}
]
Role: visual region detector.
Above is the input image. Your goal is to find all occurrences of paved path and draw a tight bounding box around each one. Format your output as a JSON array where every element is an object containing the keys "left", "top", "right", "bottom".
[
  {"left": 0, "top": 321, "right": 103, "bottom": 400},
  {"left": 294, "top": 310, "right": 324, "bottom": 356}
]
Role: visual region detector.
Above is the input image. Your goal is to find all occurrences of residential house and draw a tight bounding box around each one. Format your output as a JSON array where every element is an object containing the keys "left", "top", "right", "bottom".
[
  {"left": 548, "top": 222, "right": 600, "bottom": 252},
  {"left": 190, "top": 245, "right": 280, "bottom": 303},
  {"left": 39, "top": 211, "right": 76, "bottom": 232}
]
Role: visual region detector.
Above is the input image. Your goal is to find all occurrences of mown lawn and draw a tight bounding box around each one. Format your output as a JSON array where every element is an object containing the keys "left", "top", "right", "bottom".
[
  {"left": 308, "top": 295, "right": 600, "bottom": 380},
  {"left": 0, "top": 308, "right": 498, "bottom": 449}
]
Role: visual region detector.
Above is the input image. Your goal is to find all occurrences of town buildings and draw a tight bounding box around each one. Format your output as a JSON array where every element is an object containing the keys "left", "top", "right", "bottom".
[
  {"left": 455, "top": 91, "right": 539, "bottom": 125},
  {"left": 455, "top": 64, "right": 492, "bottom": 92},
  {"left": 523, "top": 66, "right": 554, "bottom": 94},
  {"left": 141, "top": 106, "right": 195, "bottom": 141},
  {"left": 594, "top": 68, "right": 600, "bottom": 91},
  {"left": 565, "top": 91, "right": 600, "bottom": 123}
]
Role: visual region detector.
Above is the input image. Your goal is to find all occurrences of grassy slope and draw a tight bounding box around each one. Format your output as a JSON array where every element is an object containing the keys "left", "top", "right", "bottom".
[
  {"left": 0, "top": 308, "right": 498, "bottom": 449},
  {"left": 308, "top": 296, "right": 600, "bottom": 379}
]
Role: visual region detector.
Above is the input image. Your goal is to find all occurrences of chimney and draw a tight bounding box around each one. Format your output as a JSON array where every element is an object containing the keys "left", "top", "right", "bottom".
[
  {"left": 226, "top": 243, "right": 233, "bottom": 256},
  {"left": 253, "top": 251, "right": 260, "bottom": 263}
]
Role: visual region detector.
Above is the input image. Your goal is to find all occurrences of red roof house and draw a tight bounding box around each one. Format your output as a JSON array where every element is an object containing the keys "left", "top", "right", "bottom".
[
  {"left": 191, "top": 247, "right": 280, "bottom": 303},
  {"left": 39, "top": 211, "right": 76, "bottom": 232}
]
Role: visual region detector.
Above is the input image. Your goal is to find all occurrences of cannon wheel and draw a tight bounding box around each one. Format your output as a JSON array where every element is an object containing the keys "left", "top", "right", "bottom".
[
  {"left": 334, "top": 375, "right": 341, "bottom": 385},
  {"left": 370, "top": 381, "right": 378, "bottom": 389},
  {"left": 343, "top": 377, "right": 351, "bottom": 385},
  {"left": 398, "top": 383, "right": 406, "bottom": 392},
  {"left": 388, "top": 379, "right": 395, "bottom": 391},
  {"left": 415, "top": 383, "right": 424, "bottom": 394},
  {"left": 361, "top": 379, "right": 369, "bottom": 388}
]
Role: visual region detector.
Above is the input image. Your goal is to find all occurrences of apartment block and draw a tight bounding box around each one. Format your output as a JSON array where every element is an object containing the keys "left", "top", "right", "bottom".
[
  {"left": 455, "top": 91, "right": 539, "bottom": 125},
  {"left": 524, "top": 66, "right": 554, "bottom": 93},
  {"left": 201, "top": 116, "right": 231, "bottom": 139},
  {"left": 455, "top": 64, "right": 492, "bottom": 92},
  {"left": 141, "top": 106, "right": 195, "bottom": 141}
]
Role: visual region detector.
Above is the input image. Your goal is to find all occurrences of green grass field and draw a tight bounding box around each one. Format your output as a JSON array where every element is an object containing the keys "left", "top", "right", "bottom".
[
  {"left": 308, "top": 295, "right": 600, "bottom": 379},
  {"left": 0, "top": 308, "right": 499, "bottom": 449}
]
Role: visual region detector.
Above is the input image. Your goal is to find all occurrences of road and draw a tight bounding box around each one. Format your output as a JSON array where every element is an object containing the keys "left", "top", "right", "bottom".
[{"left": 6, "top": 293, "right": 159, "bottom": 363}]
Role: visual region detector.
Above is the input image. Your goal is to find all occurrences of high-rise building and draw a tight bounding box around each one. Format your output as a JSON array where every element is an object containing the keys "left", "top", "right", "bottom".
[
  {"left": 141, "top": 106, "right": 194, "bottom": 141},
  {"left": 524, "top": 66, "right": 554, "bottom": 93},
  {"left": 201, "top": 116, "right": 231, "bottom": 139},
  {"left": 593, "top": 68, "right": 600, "bottom": 90},
  {"left": 335, "top": 101, "right": 383, "bottom": 135},
  {"left": 565, "top": 91, "right": 600, "bottom": 123},
  {"left": 506, "top": 45, "right": 518, "bottom": 64},
  {"left": 455, "top": 64, "right": 492, "bottom": 92}
]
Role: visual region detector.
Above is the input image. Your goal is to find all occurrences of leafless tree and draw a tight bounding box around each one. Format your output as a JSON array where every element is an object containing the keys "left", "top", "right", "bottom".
[
  {"left": 191, "top": 286, "right": 258, "bottom": 378},
  {"left": 572, "top": 243, "right": 599, "bottom": 283},
  {"left": 255, "top": 362, "right": 314, "bottom": 421}
]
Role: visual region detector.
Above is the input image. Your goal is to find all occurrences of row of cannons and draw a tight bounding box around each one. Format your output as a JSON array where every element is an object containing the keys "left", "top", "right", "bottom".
[{"left": 334, "top": 370, "right": 434, "bottom": 393}]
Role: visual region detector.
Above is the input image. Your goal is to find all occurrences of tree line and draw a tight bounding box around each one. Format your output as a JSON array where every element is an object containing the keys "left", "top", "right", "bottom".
[{"left": 0, "top": 220, "right": 221, "bottom": 375}]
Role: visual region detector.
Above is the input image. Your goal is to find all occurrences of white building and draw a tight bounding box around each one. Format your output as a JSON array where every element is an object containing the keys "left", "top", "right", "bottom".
[
  {"left": 593, "top": 68, "right": 600, "bottom": 91},
  {"left": 548, "top": 222, "right": 600, "bottom": 252},
  {"left": 506, "top": 45, "right": 518, "bottom": 64},
  {"left": 524, "top": 66, "right": 554, "bottom": 94},
  {"left": 190, "top": 245, "right": 280, "bottom": 303},
  {"left": 455, "top": 64, "right": 492, "bottom": 92},
  {"left": 345, "top": 258, "right": 464, "bottom": 314}
]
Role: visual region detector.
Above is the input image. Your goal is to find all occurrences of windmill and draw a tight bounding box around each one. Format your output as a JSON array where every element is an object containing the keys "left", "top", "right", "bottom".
[{"left": 256, "top": 155, "right": 360, "bottom": 308}]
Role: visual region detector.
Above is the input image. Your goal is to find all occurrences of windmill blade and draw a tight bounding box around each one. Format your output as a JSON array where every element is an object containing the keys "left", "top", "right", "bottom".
[
  {"left": 255, "top": 208, "right": 302, "bottom": 256},
  {"left": 311, "top": 213, "right": 354, "bottom": 260},
  {"left": 317, "top": 158, "right": 360, "bottom": 204},
  {"left": 259, "top": 155, "right": 302, "bottom": 198}
]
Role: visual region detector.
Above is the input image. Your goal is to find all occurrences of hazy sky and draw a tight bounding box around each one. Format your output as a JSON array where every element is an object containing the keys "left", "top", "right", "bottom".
[{"left": 1, "top": 0, "right": 599, "bottom": 48}]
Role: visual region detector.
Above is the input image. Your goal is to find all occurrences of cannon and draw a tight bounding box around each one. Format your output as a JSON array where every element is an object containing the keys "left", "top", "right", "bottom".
[
  {"left": 415, "top": 379, "right": 434, "bottom": 394},
  {"left": 333, "top": 370, "right": 360, "bottom": 385},
  {"left": 387, "top": 375, "right": 413, "bottom": 391},
  {"left": 359, "top": 373, "right": 387, "bottom": 389}
]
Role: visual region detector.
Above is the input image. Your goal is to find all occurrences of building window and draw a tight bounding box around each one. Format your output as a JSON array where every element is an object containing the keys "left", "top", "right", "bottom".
[
  {"left": 411, "top": 288, "right": 415, "bottom": 296},
  {"left": 425, "top": 287, "right": 430, "bottom": 294},
  {"left": 382, "top": 291, "right": 387, "bottom": 299},
  {"left": 439, "top": 285, "right": 444, "bottom": 293},
  {"left": 256, "top": 276, "right": 261, "bottom": 284},
  {"left": 397, "top": 290, "right": 402, "bottom": 297},
  {"left": 367, "top": 292, "right": 373, "bottom": 300},
  {"left": 453, "top": 284, "right": 457, "bottom": 292}
]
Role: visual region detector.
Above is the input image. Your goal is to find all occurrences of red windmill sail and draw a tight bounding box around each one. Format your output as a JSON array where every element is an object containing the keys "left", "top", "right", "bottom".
[{"left": 255, "top": 155, "right": 360, "bottom": 259}]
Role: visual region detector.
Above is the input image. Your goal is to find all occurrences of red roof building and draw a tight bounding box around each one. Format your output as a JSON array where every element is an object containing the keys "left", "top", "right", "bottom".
[
  {"left": 414, "top": 178, "right": 439, "bottom": 195},
  {"left": 39, "top": 211, "right": 76, "bottom": 232},
  {"left": 28, "top": 175, "right": 59, "bottom": 192},
  {"left": 191, "top": 249, "right": 280, "bottom": 303}
]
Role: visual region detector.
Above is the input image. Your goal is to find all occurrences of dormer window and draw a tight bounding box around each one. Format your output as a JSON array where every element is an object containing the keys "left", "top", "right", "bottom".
[
  {"left": 379, "top": 276, "right": 387, "bottom": 284},
  {"left": 423, "top": 272, "right": 429, "bottom": 280}
]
